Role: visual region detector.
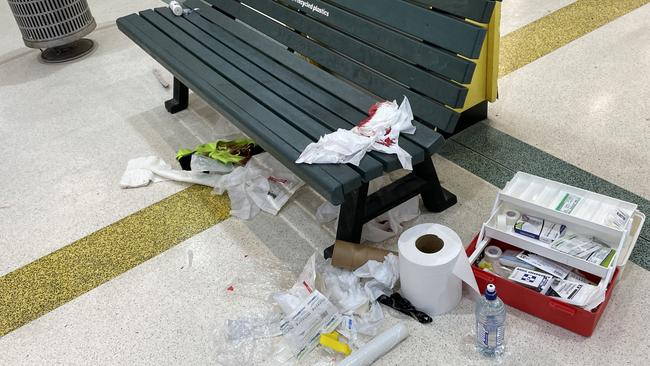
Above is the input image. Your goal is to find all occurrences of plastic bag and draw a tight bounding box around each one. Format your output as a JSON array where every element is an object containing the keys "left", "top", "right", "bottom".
[
  {"left": 271, "top": 254, "right": 317, "bottom": 314},
  {"left": 362, "top": 196, "right": 420, "bottom": 242},
  {"left": 190, "top": 153, "right": 234, "bottom": 173},
  {"left": 215, "top": 314, "right": 290, "bottom": 366},
  {"left": 214, "top": 256, "right": 297, "bottom": 366},
  {"left": 316, "top": 196, "right": 419, "bottom": 243},
  {"left": 296, "top": 97, "right": 416, "bottom": 170},
  {"left": 225, "top": 313, "right": 283, "bottom": 341},
  {"left": 214, "top": 153, "right": 304, "bottom": 220},
  {"left": 319, "top": 255, "right": 400, "bottom": 337}
]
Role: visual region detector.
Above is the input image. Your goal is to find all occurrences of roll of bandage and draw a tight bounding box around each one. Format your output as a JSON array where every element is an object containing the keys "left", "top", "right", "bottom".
[{"left": 505, "top": 209, "right": 521, "bottom": 229}]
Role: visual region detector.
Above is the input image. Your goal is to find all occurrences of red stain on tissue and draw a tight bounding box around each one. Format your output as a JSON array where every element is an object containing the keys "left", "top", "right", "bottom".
[
  {"left": 226, "top": 285, "right": 235, "bottom": 292},
  {"left": 359, "top": 102, "right": 383, "bottom": 126},
  {"left": 377, "top": 137, "right": 395, "bottom": 147}
]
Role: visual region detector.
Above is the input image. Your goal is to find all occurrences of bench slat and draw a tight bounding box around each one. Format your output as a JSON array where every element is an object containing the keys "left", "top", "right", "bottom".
[
  {"left": 142, "top": 10, "right": 384, "bottom": 180},
  {"left": 205, "top": 0, "right": 460, "bottom": 132},
  {"left": 270, "top": 0, "right": 475, "bottom": 83},
  {"left": 323, "top": 0, "right": 487, "bottom": 58},
  {"left": 410, "top": 0, "right": 496, "bottom": 23},
  {"left": 188, "top": 0, "right": 445, "bottom": 154},
  {"left": 224, "top": 0, "right": 467, "bottom": 107},
  {"left": 159, "top": 10, "right": 410, "bottom": 171},
  {"left": 117, "top": 13, "right": 361, "bottom": 203},
  {"left": 169, "top": 11, "right": 426, "bottom": 170}
]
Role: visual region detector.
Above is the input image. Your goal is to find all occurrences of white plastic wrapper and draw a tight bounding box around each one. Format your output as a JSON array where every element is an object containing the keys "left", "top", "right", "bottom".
[
  {"left": 190, "top": 153, "right": 234, "bottom": 173},
  {"left": 271, "top": 254, "right": 317, "bottom": 314},
  {"left": 214, "top": 153, "right": 304, "bottom": 219},
  {"left": 316, "top": 198, "right": 419, "bottom": 243},
  {"left": 316, "top": 176, "right": 420, "bottom": 243},
  {"left": 319, "top": 254, "right": 400, "bottom": 337},
  {"left": 119, "top": 156, "right": 221, "bottom": 188},
  {"left": 296, "top": 97, "right": 416, "bottom": 170}
]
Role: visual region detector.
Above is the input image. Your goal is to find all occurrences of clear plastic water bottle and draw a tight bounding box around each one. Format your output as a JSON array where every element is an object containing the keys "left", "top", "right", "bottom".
[{"left": 475, "top": 283, "right": 506, "bottom": 357}]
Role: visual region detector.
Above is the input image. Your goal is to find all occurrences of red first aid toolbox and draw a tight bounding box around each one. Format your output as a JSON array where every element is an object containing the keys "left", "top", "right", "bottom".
[{"left": 466, "top": 172, "right": 645, "bottom": 337}]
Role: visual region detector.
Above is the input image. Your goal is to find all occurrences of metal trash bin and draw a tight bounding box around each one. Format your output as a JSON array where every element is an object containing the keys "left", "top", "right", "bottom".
[{"left": 7, "top": 0, "right": 97, "bottom": 62}]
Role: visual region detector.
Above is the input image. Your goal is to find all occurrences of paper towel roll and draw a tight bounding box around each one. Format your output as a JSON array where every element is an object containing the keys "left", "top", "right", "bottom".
[{"left": 398, "top": 224, "right": 478, "bottom": 316}]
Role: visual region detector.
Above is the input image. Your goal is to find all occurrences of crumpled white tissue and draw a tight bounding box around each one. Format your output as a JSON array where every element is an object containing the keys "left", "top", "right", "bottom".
[
  {"left": 354, "top": 253, "right": 400, "bottom": 300},
  {"left": 296, "top": 96, "right": 416, "bottom": 170},
  {"left": 119, "top": 156, "right": 221, "bottom": 188},
  {"left": 320, "top": 254, "right": 400, "bottom": 336}
]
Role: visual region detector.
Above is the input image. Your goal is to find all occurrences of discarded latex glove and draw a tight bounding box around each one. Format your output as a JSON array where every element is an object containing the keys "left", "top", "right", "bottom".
[
  {"left": 119, "top": 156, "right": 221, "bottom": 188},
  {"left": 296, "top": 96, "right": 416, "bottom": 170}
]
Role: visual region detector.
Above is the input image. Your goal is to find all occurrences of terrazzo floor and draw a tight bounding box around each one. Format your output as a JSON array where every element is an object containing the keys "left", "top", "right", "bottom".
[{"left": 1, "top": 0, "right": 650, "bottom": 365}]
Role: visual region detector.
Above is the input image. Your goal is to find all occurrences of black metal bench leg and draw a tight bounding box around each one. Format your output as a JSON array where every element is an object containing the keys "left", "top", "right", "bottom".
[
  {"left": 165, "top": 77, "right": 189, "bottom": 114},
  {"left": 414, "top": 158, "right": 457, "bottom": 212},
  {"left": 324, "top": 183, "right": 369, "bottom": 259},
  {"left": 336, "top": 183, "right": 369, "bottom": 242}
]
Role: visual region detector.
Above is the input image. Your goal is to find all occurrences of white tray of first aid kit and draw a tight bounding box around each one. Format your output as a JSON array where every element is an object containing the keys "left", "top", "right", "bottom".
[{"left": 471, "top": 172, "right": 645, "bottom": 289}]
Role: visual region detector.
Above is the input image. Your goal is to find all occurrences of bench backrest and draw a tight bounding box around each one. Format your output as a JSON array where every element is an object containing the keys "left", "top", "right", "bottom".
[{"left": 203, "top": 0, "right": 496, "bottom": 133}]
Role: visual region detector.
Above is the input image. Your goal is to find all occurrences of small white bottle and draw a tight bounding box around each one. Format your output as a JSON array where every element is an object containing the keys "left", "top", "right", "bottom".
[
  {"left": 475, "top": 284, "right": 506, "bottom": 357},
  {"left": 169, "top": 1, "right": 184, "bottom": 16}
]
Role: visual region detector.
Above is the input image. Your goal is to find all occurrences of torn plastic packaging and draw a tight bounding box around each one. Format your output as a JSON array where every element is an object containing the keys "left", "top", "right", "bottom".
[
  {"left": 214, "top": 153, "right": 304, "bottom": 220},
  {"left": 214, "top": 252, "right": 405, "bottom": 364},
  {"left": 190, "top": 153, "right": 233, "bottom": 173}
]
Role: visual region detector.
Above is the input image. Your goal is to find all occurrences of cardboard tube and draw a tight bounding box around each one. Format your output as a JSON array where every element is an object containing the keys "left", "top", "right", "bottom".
[{"left": 331, "top": 240, "right": 397, "bottom": 271}]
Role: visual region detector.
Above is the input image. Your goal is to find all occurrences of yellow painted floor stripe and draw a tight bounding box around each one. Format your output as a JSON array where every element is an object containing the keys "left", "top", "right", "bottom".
[
  {"left": 0, "top": 185, "right": 229, "bottom": 336},
  {"left": 2, "top": 0, "right": 650, "bottom": 339},
  {"left": 500, "top": 0, "right": 650, "bottom": 77}
]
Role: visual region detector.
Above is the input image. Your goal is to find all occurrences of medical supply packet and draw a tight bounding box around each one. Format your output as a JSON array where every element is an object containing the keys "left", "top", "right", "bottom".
[
  {"left": 279, "top": 290, "right": 341, "bottom": 359},
  {"left": 514, "top": 215, "right": 566, "bottom": 243},
  {"left": 546, "top": 278, "right": 599, "bottom": 307},
  {"left": 551, "top": 234, "right": 614, "bottom": 266},
  {"left": 516, "top": 251, "right": 572, "bottom": 279},
  {"left": 555, "top": 192, "right": 583, "bottom": 214},
  {"left": 508, "top": 267, "right": 553, "bottom": 293}
]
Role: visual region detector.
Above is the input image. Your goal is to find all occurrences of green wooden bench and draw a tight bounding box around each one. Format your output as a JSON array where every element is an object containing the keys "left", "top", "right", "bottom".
[{"left": 117, "top": 0, "right": 497, "bottom": 243}]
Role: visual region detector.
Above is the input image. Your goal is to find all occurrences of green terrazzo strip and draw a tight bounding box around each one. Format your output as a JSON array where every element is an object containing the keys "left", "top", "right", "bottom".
[
  {"left": 0, "top": 185, "right": 230, "bottom": 337},
  {"left": 441, "top": 123, "right": 650, "bottom": 270},
  {"left": 500, "top": 0, "right": 650, "bottom": 77}
]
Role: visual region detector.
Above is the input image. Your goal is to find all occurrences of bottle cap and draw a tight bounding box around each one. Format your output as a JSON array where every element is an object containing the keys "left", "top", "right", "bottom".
[{"left": 485, "top": 283, "right": 497, "bottom": 300}]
